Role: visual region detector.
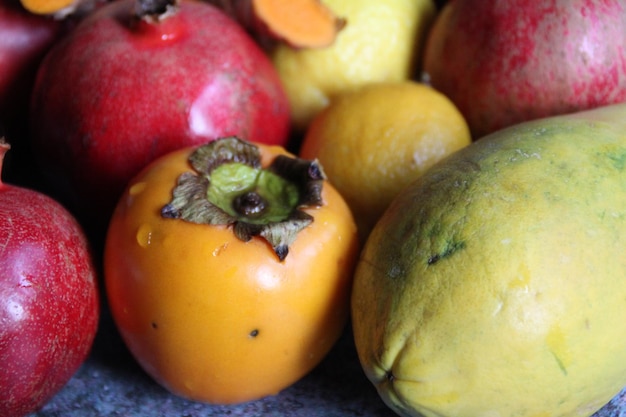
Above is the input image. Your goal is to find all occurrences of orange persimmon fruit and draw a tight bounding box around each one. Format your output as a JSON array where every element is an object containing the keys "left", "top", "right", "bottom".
[{"left": 104, "top": 137, "right": 359, "bottom": 405}]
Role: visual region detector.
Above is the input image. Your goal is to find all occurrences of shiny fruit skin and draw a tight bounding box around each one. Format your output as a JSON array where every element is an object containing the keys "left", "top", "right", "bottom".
[
  {"left": 0, "top": 174, "right": 99, "bottom": 416},
  {"left": 29, "top": 0, "right": 291, "bottom": 234},
  {"left": 423, "top": 0, "right": 626, "bottom": 138},
  {"left": 104, "top": 143, "right": 359, "bottom": 404}
]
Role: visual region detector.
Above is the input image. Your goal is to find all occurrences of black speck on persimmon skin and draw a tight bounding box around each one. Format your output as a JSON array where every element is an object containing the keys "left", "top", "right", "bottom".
[{"left": 249, "top": 329, "right": 259, "bottom": 338}]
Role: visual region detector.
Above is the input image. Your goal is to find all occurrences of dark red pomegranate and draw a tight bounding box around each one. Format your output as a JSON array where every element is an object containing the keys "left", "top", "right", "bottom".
[
  {"left": 0, "top": 140, "right": 99, "bottom": 417},
  {"left": 29, "top": 0, "right": 291, "bottom": 236}
]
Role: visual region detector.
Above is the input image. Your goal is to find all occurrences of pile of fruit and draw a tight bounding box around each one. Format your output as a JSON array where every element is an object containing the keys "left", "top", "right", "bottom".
[{"left": 1, "top": 0, "right": 625, "bottom": 416}]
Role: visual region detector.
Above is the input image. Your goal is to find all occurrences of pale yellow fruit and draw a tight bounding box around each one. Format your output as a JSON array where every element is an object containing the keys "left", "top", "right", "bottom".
[
  {"left": 351, "top": 103, "right": 626, "bottom": 417},
  {"left": 272, "top": 0, "right": 437, "bottom": 131},
  {"left": 299, "top": 81, "right": 471, "bottom": 241}
]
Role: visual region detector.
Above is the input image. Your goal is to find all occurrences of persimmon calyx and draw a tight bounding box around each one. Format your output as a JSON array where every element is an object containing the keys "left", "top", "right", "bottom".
[
  {"left": 161, "top": 136, "right": 326, "bottom": 261},
  {"left": 135, "top": 0, "right": 180, "bottom": 22}
]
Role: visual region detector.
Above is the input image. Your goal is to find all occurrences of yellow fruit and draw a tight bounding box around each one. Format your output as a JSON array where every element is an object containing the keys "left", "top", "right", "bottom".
[
  {"left": 272, "top": 0, "right": 437, "bottom": 131},
  {"left": 351, "top": 103, "right": 626, "bottom": 417},
  {"left": 299, "top": 81, "right": 471, "bottom": 240}
]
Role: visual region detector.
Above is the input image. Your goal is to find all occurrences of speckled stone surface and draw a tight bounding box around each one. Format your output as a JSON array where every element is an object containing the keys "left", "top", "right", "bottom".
[{"left": 31, "top": 311, "right": 626, "bottom": 417}]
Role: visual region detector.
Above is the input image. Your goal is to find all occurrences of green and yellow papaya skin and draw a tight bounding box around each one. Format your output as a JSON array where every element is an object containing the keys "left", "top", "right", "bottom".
[{"left": 352, "top": 103, "right": 626, "bottom": 417}]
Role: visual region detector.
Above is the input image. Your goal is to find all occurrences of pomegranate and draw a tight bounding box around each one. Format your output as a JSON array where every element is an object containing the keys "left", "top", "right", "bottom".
[
  {"left": 0, "top": 0, "right": 62, "bottom": 187},
  {"left": 29, "top": 0, "right": 291, "bottom": 236},
  {"left": 0, "top": 0, "right": 61, "bottom": 119},
  {"left": 0, "top": 139, "right": 99, "bottom": 417},
  {"left": 423, "top": 0, "right": 626, "bottom": 138}
]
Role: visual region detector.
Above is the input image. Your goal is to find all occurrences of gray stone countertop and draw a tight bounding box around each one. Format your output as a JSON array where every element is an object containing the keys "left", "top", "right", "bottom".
[{"left": 31, "top": 312, "right": 626, "bottom": 417}]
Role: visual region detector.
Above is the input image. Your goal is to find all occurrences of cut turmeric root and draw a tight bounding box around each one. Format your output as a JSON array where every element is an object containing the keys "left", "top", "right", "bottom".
[{"left": 252, "top": 0, "right": 345, "bottom": 48}]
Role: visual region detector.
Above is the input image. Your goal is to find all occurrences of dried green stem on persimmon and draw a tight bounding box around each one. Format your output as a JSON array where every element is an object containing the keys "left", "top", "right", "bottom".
[{"left": 161, "top": 136, "right": 326, "bottom": 261}]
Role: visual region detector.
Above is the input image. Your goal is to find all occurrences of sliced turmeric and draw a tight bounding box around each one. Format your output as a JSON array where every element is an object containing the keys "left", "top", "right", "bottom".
[{"left": 251, "top": 0, "right": 345, "bottom": 49}]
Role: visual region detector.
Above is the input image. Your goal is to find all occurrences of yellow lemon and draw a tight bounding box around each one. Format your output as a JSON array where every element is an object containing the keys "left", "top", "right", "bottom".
[
  {"left": 299, "top": 81, "right": 471, "bottom": 240},
  {"left": 272, "top": 0, "right": 437, "bottom": 131}
]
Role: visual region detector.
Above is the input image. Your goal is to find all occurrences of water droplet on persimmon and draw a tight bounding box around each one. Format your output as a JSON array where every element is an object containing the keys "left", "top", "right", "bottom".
[{"left": 136, "top": 224, "right": 153, "bottom": 248}]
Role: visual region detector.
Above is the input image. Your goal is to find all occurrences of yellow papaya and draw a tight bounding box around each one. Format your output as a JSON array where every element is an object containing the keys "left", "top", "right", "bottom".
[{"left": 351, "top": 103, "right": 626, "bottom": 417}]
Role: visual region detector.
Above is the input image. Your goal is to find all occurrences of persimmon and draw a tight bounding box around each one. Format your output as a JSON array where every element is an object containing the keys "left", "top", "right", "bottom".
[
  {"left": 104, "top": 137, "right": 359, "bottom": 404},
  {"left": 19, "top": 0, "right": 78, "bottom": 16}
]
